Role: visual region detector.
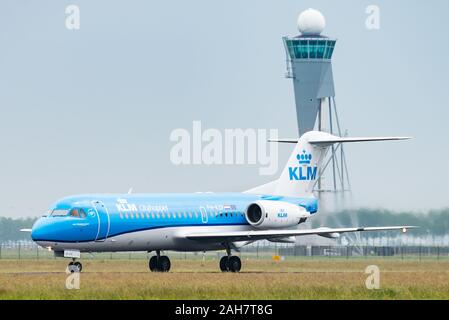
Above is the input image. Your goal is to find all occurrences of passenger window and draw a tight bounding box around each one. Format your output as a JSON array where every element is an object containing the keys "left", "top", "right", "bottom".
[
  {"left": 120, "top": 213, "right": 123, "bottom": 219},
  {"left": 79, "top": 209, "right": 87, "bottom": 218}
]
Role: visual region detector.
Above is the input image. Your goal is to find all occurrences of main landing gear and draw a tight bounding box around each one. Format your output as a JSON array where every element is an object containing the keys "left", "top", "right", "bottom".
[
  {"left": 147, "top": 248, "right": 241, "bottom": 273},
  {"left": 149, "top": 250, "right": 171, "bottom": 272},
  {"left": 67, "top": 259, "right": 83, "bottom": 273},
  {"left": 220, "top": 247, "right": 241, "bottom": 272}
]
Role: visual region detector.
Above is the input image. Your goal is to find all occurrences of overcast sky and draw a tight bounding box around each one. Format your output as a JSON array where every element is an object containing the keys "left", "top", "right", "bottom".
[{"left": 1, "top": 0, "right": 448, "bottom": 218}]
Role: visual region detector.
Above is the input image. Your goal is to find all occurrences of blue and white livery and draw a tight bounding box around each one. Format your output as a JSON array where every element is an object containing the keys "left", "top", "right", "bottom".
[{"left": 27, "top": 131, "right": 415, "bottom": 272}]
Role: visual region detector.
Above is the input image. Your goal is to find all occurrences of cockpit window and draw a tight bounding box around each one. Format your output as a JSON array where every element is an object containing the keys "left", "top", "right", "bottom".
[
  {"left": 69, "top": 208, "right": 87, "bottom": 218},
  {"left": 51, "top": 209, "right": 69, "bottom": 216},
  {"left": 50, "top": 208, "right": 87, "bottom": 217},
  {"left": 70, "top": 208, "right": 80, "bottom": 217}
]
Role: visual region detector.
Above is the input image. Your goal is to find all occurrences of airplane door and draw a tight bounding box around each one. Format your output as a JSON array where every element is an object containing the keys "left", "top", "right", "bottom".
[
  {"left": 92, "top": 200, "right": 110, "bottom": 242},
  {"left": 200, "top": 207, "right": 208, "bottom": 224}
]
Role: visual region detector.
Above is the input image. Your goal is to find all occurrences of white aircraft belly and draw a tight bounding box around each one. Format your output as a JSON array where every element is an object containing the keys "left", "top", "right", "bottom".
[{"left": 39, "top": 225, "right": 253, "bottom": 253}]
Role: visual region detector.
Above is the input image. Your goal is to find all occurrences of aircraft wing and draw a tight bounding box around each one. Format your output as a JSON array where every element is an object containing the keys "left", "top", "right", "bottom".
[{"left": 186, "top": 226, "right": 418, "bottom": 242}]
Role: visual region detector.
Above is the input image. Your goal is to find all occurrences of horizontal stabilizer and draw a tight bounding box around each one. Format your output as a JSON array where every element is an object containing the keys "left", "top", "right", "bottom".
[
  {"left": 269, "top": 136, "right": 411, "bottom": 146},
  {"left": 246, "top": 131, "right": 411, "bottom": 198}
]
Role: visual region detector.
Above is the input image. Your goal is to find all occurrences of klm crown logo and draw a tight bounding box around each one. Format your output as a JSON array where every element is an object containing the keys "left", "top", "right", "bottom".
[
  {"left": 297, "top": 150, "right": 312, "bottom": 165},
  {"left": 288, "top": 150, "right": 317, "bottom": 181}
]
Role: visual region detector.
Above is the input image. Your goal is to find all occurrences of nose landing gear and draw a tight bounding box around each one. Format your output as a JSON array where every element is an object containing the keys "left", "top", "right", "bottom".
[
  {"left": 67, "top": 259, "right": 82, "bottom": 273},
  {"left": 149, "top": 250, "right": 171, "bottom": 272}
]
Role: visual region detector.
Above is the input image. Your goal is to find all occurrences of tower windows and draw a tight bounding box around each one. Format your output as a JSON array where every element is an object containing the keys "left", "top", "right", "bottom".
[{"left": 285, "top": 39, "right": 335, "bottom": 60}]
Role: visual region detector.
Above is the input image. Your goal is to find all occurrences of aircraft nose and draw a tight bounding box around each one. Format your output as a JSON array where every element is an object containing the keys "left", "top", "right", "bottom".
[
  {"left": 31, "top": 227, "right": 41, "bottom": 241},
  {"left": 31, "top": 218, "right": 48, "bottom": 241}
]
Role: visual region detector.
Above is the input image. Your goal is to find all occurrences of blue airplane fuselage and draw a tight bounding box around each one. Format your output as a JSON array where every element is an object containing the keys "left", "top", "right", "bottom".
[{"left": 31, "top": 193, "right": 317, "bottom": 253}]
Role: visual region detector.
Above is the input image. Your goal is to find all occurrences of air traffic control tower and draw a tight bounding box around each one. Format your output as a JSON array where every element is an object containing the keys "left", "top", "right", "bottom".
[{"left": 283, "top": 9, "right": 350, "bottom": 192}]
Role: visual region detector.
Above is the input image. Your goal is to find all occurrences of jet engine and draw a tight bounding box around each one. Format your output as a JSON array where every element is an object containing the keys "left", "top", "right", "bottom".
[{"left": 245, "top": 200, "right": 309, "bottom": 229}]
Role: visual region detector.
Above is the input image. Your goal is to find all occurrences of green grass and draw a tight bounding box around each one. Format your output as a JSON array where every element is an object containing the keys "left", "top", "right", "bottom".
[{"left": 0, "top": 258, "right": 448, "bottom": 299}]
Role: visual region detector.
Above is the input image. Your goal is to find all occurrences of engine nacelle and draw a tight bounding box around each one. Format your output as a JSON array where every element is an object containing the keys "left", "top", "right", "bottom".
[{"left": 245, "top": 200, "right": 310, "bottom": 229}]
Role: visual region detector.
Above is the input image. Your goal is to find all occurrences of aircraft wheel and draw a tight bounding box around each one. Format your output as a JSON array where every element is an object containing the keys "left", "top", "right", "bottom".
[
  {"left": 74, "top": 261, "right": 83, "bottom": 272},
  {"left": 149, "top": 256, "right": 158, "bottom": 272},
  {"left": 158, "top": 256, "right": 171, "bottom": 272},
  {"left": 228, "top": 256, "right": 241, "bottom": 273},
  {"left": 67, "top": 261, "right": 81, "bottom": 273},
  {"left": 219, "top": 256, "right": 229, "bottom": 272}
]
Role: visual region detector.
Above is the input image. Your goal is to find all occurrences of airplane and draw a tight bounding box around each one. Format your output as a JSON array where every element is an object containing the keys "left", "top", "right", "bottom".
[{"left": 26, "top": 131, "right": 416, "bottom": 273}]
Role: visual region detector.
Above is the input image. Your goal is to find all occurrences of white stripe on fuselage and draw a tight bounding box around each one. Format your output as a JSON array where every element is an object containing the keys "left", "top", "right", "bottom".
[{"left": 36, "top": 224, "right": 254, "bottom": 252}]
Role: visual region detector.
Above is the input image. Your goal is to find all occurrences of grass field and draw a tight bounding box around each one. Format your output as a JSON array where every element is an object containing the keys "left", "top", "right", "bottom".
[{"left": 0, "top": 258, "right": 448, "bottom": 299}]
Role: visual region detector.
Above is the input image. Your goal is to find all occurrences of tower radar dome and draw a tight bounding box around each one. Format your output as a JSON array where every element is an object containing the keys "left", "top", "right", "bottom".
[{"left": 297, "top": 8, "right": 326, "bottom": 36}]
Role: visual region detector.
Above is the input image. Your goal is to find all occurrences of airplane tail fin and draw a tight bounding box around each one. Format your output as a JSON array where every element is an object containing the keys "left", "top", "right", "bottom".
[{"left": 245, "top": 131, "right": 410, "bottom": 198}]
